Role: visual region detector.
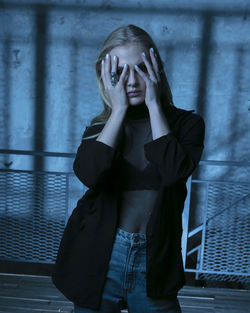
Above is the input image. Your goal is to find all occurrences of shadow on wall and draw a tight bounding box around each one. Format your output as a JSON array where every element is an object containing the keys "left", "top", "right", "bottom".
[{"left": 0, "top": 2, "right": 249, "bottom": 160}]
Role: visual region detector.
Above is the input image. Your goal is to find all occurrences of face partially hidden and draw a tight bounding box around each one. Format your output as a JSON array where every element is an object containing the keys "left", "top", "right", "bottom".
[{"left": 109, "top": 43, "right": 148, "bottom": 106}]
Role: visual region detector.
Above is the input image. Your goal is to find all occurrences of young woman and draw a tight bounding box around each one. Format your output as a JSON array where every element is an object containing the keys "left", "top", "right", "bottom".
[{"left": 52, "top": 25, "right": 205, "bottom": 313}]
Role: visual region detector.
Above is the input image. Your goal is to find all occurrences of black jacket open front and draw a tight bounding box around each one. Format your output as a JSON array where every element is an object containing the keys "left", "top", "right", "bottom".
[{"left": 51, "top": 105, "right": 205, "bottom": 310}]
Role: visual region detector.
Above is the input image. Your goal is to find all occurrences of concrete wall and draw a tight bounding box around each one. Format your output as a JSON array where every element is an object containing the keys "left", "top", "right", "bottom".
[
  {"left": 0, "top": 1, "right": 249, "bottom": 267},
  {"left": 1, "top": 0, "right": 249, "bottom": 161}
]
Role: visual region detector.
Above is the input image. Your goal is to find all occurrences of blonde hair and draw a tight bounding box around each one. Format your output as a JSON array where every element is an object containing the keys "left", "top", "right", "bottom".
[{"left": 83, "top": 24, "right": 174, "bottom": 140}]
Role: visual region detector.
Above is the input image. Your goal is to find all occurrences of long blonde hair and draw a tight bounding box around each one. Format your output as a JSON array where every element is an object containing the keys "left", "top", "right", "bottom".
[{"left": 84, "top": 24, "right": 174, "bottom": 140}]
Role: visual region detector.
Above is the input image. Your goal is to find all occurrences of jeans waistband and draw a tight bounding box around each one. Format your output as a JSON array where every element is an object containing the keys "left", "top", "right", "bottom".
[{"left": 115, "top": 227, "right": 147, "bottom": 245}]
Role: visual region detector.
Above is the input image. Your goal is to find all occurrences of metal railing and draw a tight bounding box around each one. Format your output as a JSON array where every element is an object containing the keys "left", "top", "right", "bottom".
[
  {"left": 0, "top": 149, "right": 249, "bottom": 285},
  {"left": 0, "top": 149, "right": 79, "bottom": 264},
  {"left": 182, "top": 160, "right": 250, "bottom": 285}
]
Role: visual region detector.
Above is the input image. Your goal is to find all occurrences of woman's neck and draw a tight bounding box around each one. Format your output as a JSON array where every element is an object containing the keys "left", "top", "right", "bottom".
[{"left": 125, "top": 103, "right": 150, "bottom": 121}]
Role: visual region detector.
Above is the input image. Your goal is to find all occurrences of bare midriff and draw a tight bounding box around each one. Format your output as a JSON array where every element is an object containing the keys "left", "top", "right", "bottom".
[{"left": 117, "top": 190, "right": 159, "bottom": 234}]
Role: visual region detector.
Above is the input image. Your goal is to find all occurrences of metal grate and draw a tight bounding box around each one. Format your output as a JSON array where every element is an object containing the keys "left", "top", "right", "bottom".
[
  {"left": 0, "top": 170, "right": 68, "bottom": 263},
  {"left": 199, "top": 182, "right": 250, "bottom": 284}
]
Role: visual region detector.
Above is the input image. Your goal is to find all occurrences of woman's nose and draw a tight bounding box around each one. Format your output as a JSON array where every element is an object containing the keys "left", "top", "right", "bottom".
[{"left": 127, "top": 69, "right": 138, "bottom": 86}]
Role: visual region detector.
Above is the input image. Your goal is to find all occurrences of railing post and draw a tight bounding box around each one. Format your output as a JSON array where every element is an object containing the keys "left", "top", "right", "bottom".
[{"left": 182, "top": 175, "right": 192, "bottom": 268}]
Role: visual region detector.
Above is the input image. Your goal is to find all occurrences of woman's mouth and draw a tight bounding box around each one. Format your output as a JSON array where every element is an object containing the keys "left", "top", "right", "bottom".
[{"left": 128, "top": 91, "right": 141, "bottom": 98}]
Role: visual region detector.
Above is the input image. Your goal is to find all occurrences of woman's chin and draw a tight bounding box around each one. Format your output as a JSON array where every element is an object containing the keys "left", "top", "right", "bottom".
[{"left": 128, "top": 98, "right": 145, "bottom": 106}]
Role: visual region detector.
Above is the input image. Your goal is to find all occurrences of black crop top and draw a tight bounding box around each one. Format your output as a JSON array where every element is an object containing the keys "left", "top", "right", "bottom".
[
  {"left": 116, "top": 103, "right": 161, "bottom": 233},
  {"left": 119, "top": 103, "right": 161, "bottom": 191}
]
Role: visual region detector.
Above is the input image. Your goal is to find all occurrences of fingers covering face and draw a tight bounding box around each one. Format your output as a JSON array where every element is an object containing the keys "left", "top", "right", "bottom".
[
  {"left": 111, "top": 55, "right": 118, "bottom": 73},
  {"left": 149, "top": 48, "right": 161, "bottom": 81},
  {"left": 141, "top": 51, "right": 155, "bottom": 81},
  {"left": 101, "top": 54, "right": 128, "bottom": 88},
  {"left": 139, "top": 48, "right": 161, "bottom": 83}
]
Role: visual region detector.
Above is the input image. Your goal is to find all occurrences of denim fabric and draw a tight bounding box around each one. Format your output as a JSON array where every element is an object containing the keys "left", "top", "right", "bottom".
[{"left": 74, "top": 228, "right": 182, "bottom": 313}]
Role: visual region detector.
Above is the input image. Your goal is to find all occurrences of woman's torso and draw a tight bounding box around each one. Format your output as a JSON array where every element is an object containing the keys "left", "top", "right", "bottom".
[{"left": 117, "top": 112, "right": 161, "bottom": 234}]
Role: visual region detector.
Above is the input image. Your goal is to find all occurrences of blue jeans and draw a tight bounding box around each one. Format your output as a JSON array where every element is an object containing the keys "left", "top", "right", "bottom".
[{"left": 74, "top": 228, "right": 182, "bottom": 313}]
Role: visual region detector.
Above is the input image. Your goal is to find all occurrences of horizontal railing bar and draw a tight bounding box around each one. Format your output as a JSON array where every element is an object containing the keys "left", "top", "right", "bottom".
[
  {"left": 0, "top": 273, "right": 51, "bottom": 278},
  {"left": 192, "top": 179, "right": 250, "bottom": 184},
  {"left": 0, "top": 259, "right": 55, "bottom": 265},
  {"left": 0, "top": 168, "right": 74, "bottom": 175},
  {"left": 0, "top": 149, "right": 75, "bottom": 158},
  {"left": 1, "top": 151, "right": 250, "bottom": 166},
  {"left": 184, "top": 269, "right": 250, "bottom": 276}
]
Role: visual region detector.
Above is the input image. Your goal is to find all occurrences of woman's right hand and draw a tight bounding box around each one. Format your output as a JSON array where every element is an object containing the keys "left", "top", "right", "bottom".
[{"left": 101, "top": 54, "right": 129, "bottom": 113}]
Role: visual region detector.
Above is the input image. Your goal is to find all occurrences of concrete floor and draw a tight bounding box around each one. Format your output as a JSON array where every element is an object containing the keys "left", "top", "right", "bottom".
[{"left": 0, "top": 273, "right": 250, "bottom": 313}]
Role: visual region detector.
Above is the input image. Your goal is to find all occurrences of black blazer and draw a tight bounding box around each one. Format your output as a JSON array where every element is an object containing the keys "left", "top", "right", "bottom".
[{"left": 52, "top": 105, "right": 205, "bottom": 310}]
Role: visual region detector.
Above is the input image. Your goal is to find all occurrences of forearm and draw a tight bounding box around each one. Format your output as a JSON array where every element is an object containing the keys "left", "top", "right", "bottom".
[
  {"left": 148, "top": 104, "right": 171, "bottom": 140},
  {"left": 96, "top": 107, "right": 127, "bottom": 148},
  {"left": 144, "top": 115, "right": 205, "bottom": 186}
]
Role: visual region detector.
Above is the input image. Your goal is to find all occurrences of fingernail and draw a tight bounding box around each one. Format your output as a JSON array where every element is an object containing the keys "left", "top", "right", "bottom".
[
  {"left": 124, "top": 64, "right": 127, "bottom": 68},
  {"left": 135, "top": 65, "right": 138, "bottom": 69},
  {"left": 106, "top": 53, "right": 109, "bottom": 59},
  {"left": 151, "top": 48, "right": 154, "bottom": 53},
  {"left": 101, "top": 59, "right": 104, "bottom": 64},
  {"left": 113, "top": 55, "right": 117, "bottom": 61},
  {"left": 142, "top": 52, "right": 146, "bottom": 57}
]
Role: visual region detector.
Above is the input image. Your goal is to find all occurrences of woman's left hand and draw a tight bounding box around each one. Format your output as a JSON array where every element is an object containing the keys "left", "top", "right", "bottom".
[{"left": 135, "top": 47, "right": 162, "bottom": 109}]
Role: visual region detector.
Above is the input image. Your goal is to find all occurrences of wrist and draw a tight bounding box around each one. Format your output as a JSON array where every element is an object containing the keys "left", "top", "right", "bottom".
[
  {"left": 147, "top": 102, "right": 162, "bottom": 113},
  {"left": 111, "top": 106, "right": 128, "bottom": 118}
]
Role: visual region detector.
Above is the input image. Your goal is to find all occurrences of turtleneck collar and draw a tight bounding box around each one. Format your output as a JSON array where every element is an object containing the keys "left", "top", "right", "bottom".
[
  {"left": 123, "top": 103, "right": 190, "bottom": 125},
  {"left": 125, "top": 103, "right": 150, "bottom": 121}
]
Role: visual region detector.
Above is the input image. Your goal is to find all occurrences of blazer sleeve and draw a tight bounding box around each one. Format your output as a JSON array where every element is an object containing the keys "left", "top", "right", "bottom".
[
  {"left": 144, "top": 114, "right": 205, "bottom": 187},
  {"left": 73, "top": 125, "right": 120, "bottom": 188}
]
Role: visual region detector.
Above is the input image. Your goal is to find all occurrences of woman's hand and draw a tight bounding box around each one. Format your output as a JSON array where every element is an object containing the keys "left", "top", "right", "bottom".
[
  {"left": 101, "top": 54, "right": 129, "bottom": 113},
  {"left": 135, "top": 48, "right": 162, "bottom": 109}
]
